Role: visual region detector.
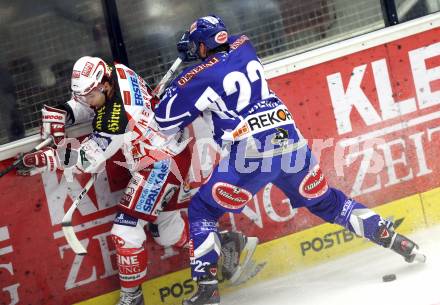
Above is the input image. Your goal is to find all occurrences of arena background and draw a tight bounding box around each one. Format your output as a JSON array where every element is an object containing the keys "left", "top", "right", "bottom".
[{"left": 1, "top": 1, "right": 440, "bottom": 304}]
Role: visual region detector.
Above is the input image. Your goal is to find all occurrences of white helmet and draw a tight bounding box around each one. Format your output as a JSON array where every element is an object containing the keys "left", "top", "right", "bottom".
[{"left": 71, "top": 56, "right": 111, "bottom": 96}]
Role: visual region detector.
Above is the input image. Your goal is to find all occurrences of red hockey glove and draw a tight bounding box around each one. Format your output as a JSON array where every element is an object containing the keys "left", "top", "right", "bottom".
[
  {"left": 41, "top": 105, "right": 67, "bottom": 145},
  {"left": 17, "top": 147, "right": 59, "bottom": 176}
]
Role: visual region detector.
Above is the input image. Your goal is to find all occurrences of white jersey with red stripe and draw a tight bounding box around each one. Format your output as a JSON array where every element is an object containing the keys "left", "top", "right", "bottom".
[{"left": 62, "top": 63, "right": 188, "bottom": 174}]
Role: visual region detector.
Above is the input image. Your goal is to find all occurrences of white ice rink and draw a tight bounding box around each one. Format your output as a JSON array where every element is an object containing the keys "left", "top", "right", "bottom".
[{"left": 224, "top": 226, "right": 440, "bottom": 305}]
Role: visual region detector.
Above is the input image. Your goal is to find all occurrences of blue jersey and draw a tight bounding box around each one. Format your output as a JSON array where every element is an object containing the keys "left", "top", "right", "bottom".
[
  {"left": 155, "top": 35, "right": 300, "bottom": 150},
  {"left": 156, "top": 34, "right": 395, "bottom": 282}
]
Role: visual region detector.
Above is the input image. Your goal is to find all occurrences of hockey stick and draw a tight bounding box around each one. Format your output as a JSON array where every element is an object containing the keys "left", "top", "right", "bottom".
[
  {"left": 0, "top": 137, "right": 53, "bottom": 178},
  {"left": 151, "top": 57, "right": 182, "bottom": 98},
  {"left": 61, "top": 58, "right": 183, "bottom": 255},
  {"left": 61, "top": 173, "right": 96, "bottom": 255}
]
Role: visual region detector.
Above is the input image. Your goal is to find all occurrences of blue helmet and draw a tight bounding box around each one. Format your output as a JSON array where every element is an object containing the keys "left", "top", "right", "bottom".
[{"left": 188, "top": 15, "right": 229, "bottom": 51}]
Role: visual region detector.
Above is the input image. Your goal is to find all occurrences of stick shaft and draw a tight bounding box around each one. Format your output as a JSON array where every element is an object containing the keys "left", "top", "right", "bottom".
[
  {"left": 151, "top": 57, "right": 182, "bottom": 98},
  {"left": 61, "top": 174, "right": 97, "bottom": 255}
]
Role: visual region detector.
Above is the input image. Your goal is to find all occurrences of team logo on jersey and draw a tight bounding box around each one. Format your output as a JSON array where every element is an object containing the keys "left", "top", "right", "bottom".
[
  {"left": 117, "top": 66, "right": 153, "bottom": 107},
  {"left": 81, "top": 62, "right": 94, "bottom": 77},
  {"left": 135, "top": 160, "right": 171, "bottom": 214},
  {"left": 129, "top": 75, "right": 144, "bottom": 106},
  {"left": 248, "top": 107, "right": 292, "bottom": 130},
  {"left": 299, "top": 165, "right": 329, "bottom": 199},
  {"left": 232, "top": 124, "right": 250, "bottom": 139},
  {"left": 214, "top": 31, "right": 228, "bottom": 44},
  {"left": 225, "top": 105, "right": 294, "bottom": 141},
  {"left": 94, "top": 101, "right": 124, "bottom": 133},
  {"left": 230, "top": 35, "right": 249, "bottom": 51},
  {"left": 177, "top": 57, "right": 220, "bottom": 86},
  {"left": 212, "top": 182, "right": 252, "bottom": 210},
  {"left": 109, "top": 103, "right": 123, "bottom": 133}
]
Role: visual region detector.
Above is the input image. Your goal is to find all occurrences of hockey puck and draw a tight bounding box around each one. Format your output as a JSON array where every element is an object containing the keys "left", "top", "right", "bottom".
[{"left": 382, "top": 274, "right": 396, "bottom": 282}]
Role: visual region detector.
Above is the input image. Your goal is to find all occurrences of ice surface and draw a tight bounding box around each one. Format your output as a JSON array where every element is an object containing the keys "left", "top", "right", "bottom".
[{"left": 223, "top": 225, "right": 440, "bottom": 305}]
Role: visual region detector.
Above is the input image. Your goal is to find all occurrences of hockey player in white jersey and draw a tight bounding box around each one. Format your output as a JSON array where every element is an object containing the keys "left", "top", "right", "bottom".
[{"left": 18, "top": 56, "right": 258, "bottom": 305}]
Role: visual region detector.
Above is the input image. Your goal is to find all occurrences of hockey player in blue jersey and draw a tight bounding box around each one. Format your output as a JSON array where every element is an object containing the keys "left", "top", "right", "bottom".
[{"left": 154, "top": 15, "right": 426, "bottom": 305}]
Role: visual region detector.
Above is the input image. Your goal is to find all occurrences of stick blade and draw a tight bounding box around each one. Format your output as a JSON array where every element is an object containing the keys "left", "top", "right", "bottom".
[{"left": 62, "top": 225, "right": 87, "bottom": 255}]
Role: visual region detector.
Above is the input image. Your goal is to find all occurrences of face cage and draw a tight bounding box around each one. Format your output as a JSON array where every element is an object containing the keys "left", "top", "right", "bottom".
[
  {"left": 188, "top": 40, "right": 200, "bottom": 59},
  {"left": 71, "top": 82, "right": 102, "bottom": 107},
  {"left": 71, "top": 93, "right": 90, "bottom": 107}
]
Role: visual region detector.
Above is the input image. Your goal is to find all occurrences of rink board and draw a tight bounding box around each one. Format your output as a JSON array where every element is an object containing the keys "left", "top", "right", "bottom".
[
  {"left": 74, "top": 189, "right": 432, "bottom": 305},
  {"left": 420, "top": 188, "right": 440, "bottom": 225},
  {"left": 2, "top": 11, "right": 440, "bottom": 305}
]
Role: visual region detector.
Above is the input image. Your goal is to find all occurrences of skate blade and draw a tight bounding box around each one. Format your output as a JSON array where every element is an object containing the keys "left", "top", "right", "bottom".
[
  {"left": 230, "top": 260, "right": 267, "bottom": 286},
  {"left": 229, "top": 237, "right": 259, "bottom": 284},
  {"left": 405, "top": 248, "right": 427, "bottom": 263},
  {"left": 413, "top": 252, "right": 427, "bottom": 263}
]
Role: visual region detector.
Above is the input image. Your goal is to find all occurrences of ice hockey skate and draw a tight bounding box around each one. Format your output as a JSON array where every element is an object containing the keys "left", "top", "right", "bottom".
[
  {"left": 376, "top": 222, "right": 426, "bottom": 263},
  {"left": 391, "top": 233, "right": 426, "bottom": 263},
  {"left": 182, "top": 265, "right": 220, "bottom": 305},
  {"left": 116, "top": 287, "right": 144, "bottom": 305},
  {"left": 219, "top": 231, "right": 260, "bottom": 284}
]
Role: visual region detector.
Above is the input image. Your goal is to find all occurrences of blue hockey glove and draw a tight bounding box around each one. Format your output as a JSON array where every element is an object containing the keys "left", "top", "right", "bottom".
[{"left": 177, "top": 31, "right": 198, "bottom": 62}]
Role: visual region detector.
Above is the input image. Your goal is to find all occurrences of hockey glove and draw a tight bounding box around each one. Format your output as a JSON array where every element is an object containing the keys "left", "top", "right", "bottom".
[
  {"left": 41, "top": 105, "right": 67, "bottom": 145},
  {"left": 17, "top": 147, "right": 60, "bottom": 176},
  {"left": 177, "top": 31, "right": 198, "bottom": 62}
]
